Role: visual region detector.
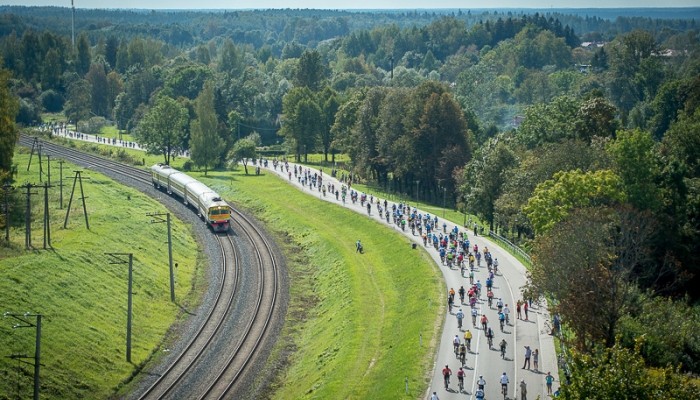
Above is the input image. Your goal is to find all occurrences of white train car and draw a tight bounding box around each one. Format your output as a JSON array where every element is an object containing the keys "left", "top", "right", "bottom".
[{"left": 151, "top": 164, "right": 230, "bottom": 232}]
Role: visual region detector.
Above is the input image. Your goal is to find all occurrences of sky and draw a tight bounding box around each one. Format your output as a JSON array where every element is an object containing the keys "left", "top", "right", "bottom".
[{"left": 10, "top": 0, "right": 700, "bottom": 10}]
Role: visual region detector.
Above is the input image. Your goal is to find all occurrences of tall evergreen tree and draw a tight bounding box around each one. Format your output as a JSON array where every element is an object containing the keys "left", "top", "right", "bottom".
[
  {"left": 294, "top": 49, "right": 325, "bottom": 92},
  {"left": 0, "top": 62, "right": 19, "bottom": 182},
  {"left": 115, "top": 37, "right": 129, "bottom": 73},
  {"left": 189, "top": 81, "right": 224, "bottom": 175},
  {"left": 105, "top": 36, "right": 118, "bottom": 70},
  {"left": 76, "top": 32, "right": 91, "bottom": 77}
]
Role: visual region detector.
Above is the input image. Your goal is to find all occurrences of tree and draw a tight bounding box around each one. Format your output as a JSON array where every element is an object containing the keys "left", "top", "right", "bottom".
[
  {"left": 574, "top": 97, "right": 619, "bottom": 141},
  {"left": 525, "top": 169, "right": 626, "bottom": 234},
  {"left": 0, "top": 64, "right": 20, "bottom": 181},
  {"left": 76, "top": 32, "right": 91, "bottom": 77},
  {"left": 64, "top": 79, "right": 92, "bottom": 130},
  {"left": 128, "top": 36, "right": 146, "bottom": 68},
  {"left": 229, "top": 139, "right": 257, "bottom": 175},
  {"left": 562, "top": 338, "right": 700, "bottom": 399},
  {"left": 189, "top": 81, "right": 224, "bottom": 175},
  {"left": 106, "top": 71, "right": 123, "bottom": 114},
  {"left": 219, "top": 38, "right": 241, "bottom": 76},
  {"left": 105, "top": 36, "right": 118, "bottom": 70},
  {"left": 319, "top": 87, "right": 340, "bottom": 161},
  {"left": 279, "top": 86, "right": 319, "bottom": 161},
  {"left": 528, "top": 206, "right": 655, "bottom": 349},
  {"left": 115, "top": 37, "right": 129, "bottom": 73},
  {"left": 294, "top": 49, "right": 325, "bottom": 91},
  {"left": 463, "top": 137, "right": 517, "bottom": 229},
  {"left": 607, "top": 129, "right": 662, "bottom": 211},
  {"left": 85, "top": 63, "right": 108, "bottom": 117},
  {"left": 42, "top": 48, "right": 62, "bottom": 91},
  {"left": 136, "top": 96, "right": 189, "bottom": 165}
]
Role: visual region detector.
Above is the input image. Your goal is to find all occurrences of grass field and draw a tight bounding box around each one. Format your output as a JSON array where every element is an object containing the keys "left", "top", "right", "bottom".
[
  {"left": 195, "top": 168, "right": 444, "bottom": 399},
  {"left": 0, "top": 150, "right": 204, "bottom": 399}
]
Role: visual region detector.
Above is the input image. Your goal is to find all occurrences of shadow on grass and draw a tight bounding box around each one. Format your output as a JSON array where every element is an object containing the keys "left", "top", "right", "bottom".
[{"left": 175, "top": 302, "right": 195, "bottom": 316}]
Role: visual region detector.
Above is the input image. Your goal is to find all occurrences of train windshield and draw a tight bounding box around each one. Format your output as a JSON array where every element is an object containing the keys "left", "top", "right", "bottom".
[{"left": 210, "top": 209, "right": 220, "bottom": 216}]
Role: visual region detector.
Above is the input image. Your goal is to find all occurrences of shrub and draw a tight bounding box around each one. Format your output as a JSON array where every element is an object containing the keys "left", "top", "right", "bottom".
[{"left": 39, "top": 90, "right": 65, "bottom": 112}]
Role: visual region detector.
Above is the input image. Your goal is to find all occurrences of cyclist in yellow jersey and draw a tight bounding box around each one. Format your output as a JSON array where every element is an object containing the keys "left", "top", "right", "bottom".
[{"left": 464, "top": 329, "right": 473, "bottom": 350}]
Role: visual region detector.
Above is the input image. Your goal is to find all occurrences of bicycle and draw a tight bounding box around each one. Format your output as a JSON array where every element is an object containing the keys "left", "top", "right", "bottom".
[
  {"left": 501, "top": 345, "right": 506, "bottom": 359},
  {"left": 458, "top": 377, "right": 464, "bottom": 392},
  {"left": 502, "top": 384, "right": 508, "bottom": 400},
  {"left": 444, "top": 374, "right": 450, "bottom": 390},
  {"left": 500, "top": 318, "right": 505, "bottom": 332}
]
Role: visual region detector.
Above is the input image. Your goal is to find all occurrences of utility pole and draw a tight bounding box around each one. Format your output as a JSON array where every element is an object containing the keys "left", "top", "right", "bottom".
[
  {"left": 147, "top": 212, "right": 175, "bottom": 302},
  {"left": 58, "top": 160, "right": 65, "bottom": 209},
  {"left": 20, "top": 183, "right": 39, "bottom": 249},
  {"left": 46, "top": 154, "right": 51, "bottom": 186},
  {"left": 26, "top": 137, "right": 39, "bottom": 172},
  {"left": 63, "top": 171, "right": 89, "bottom": 230},
  {"left": 43, "top": 182, "right": 54, "bottom": 249},
  {"left": 3, "top": 183, "right": 13, "bottom": 244},
  {"left": 37, "top": 142, "right": 43, "bottom": 183},
  {"left": 105, "top": 253, "right": 134, "bottom": 362},
  {"left": 71, "top": 0, "right": 76, "bottom": 49},
  {"left": 3, "top": 312, "right": 43, "bottom": 400}
]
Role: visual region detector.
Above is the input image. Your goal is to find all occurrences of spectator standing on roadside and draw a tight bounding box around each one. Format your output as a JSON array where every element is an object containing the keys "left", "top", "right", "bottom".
[{"left": 523, "top": 345, "right": 532, "bottom": 369}]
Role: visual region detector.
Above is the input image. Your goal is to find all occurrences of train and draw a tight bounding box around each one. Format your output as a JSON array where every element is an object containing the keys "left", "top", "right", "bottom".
[{"left": 151, "top": 163, "right": 230, "bottom": 232}]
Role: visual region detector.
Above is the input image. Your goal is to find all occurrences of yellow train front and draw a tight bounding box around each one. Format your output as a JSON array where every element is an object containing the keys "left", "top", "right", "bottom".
[{"left": 151, "top": 164, "right": 231, "bottom": 232}]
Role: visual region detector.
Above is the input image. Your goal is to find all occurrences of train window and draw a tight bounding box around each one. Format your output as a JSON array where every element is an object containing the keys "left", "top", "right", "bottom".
[{"left": 210, "top": 209, "right": 220, "bottom": 215}]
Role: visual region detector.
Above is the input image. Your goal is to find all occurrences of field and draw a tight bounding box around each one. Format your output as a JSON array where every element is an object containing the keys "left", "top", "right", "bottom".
[
  {"left": 0, "top": 150, "right": 203, "bottom": 399},
  {"left": 195, "top": 167, "right": 444, "bottom": 399}
]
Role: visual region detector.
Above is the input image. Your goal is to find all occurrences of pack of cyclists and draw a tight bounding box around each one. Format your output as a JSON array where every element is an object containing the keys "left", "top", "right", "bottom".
[{"left": 265, "top": 160, "right": 531, "bottom": 400}]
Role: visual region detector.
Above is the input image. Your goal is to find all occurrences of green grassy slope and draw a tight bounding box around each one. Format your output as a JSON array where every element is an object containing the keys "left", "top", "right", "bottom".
[
  {"left": 195, "top": 168, "right": 444, "bottom": 399},
  {"left": 0, "top": 150, "right": 202, "bottom": 399}
]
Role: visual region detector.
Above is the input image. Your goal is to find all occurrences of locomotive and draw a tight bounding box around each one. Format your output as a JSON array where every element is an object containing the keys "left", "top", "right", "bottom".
[{"left": 151, "top": 164, "right": 230, "bottom": 232}]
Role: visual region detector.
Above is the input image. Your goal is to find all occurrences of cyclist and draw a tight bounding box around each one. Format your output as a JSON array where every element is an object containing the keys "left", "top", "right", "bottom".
[
  {"left": 499, "top": 312, "right": 506, "bottom": 331},
  {"left": 475, "top": 387, "right": 485, "bottom": 399},
  {"left": 481, "top": 314, "right": 489, "bottom": 332},
  {"left": 486, "top": 327, "right": 494, "bottom": 348},
  {"left": 486, "top": 277, "right": 493, "bottom": 291},
  {"left": 497, "top": 298, "right": 504, "bottom": 313},
  {"left": 442, "top": 365, "right": 452, "bottom": 389},
  {"left": 500, "top": 372, "right": 510, "bottom": 397},
  {"left": 464, "top": 329, "right": 472, "bottom": 351},
  {"left": 494, "top": 258, "right": 499, "bottom": 274},
  {"left": 448, "top": 295, "right": 454, "bottom": 313},
  {"left": 457, "top": 367, "right": 465, "bottom": 391},
  {"left": 366, "top": 202, "right": 371, "bottom": 215},
  {"left": 475, "top": 280, "right": 482, "bottom": 296},
  {"left": 458, "top": 286, "right": 466, "bottom": 304},
  {"left": 487, "top": 290, "right": 494, "bottom": 307},
  {"left": 469, "top": 269, "right": 475, "bottom": 284},
  {"left": 456, "top": 309, "right": 464, "bottom": 330},
  {"left": 477, "top": 375, "right": 486, "bottom": 391},
  {"left": 471, "top": 308, "right": 478, "bottom": 327},
  {"left": 449, "top": 288, "right": 456, "bottom": 302},
  {"left": 453, "top": 335, "right": 461, "bottom": 355},
  {"left": 459, "top": 343, "right": 467, "bottom": 365},
  {"left": 499, "top": 338, "right": 507, "bottom": 359},
  {"left": 503, "top": 304, "right": 511, "bottom": 324}
]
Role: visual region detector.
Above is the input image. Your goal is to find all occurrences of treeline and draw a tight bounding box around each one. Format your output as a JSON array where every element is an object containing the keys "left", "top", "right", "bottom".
[{"left": 2, "top": 6, "right": 699, "bottom": 48}]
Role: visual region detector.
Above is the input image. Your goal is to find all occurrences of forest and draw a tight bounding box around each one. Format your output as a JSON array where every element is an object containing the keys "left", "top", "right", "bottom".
[{"left": 1, "top": 6, "right": 699, "bottom": 397}]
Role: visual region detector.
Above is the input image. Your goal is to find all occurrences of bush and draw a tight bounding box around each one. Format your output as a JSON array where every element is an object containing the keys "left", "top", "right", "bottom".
[
  {"left": 39, "top": 90, "right": 65, "bottom": 112},
  {"left": 16, "top": 98, "right": 42, "bottom": 125},
  {"left": 182, "top": 160, "right": 193, "bottom": 171},
  {"left": 78, "top": 116, "right": 110, "bottom": 134}
]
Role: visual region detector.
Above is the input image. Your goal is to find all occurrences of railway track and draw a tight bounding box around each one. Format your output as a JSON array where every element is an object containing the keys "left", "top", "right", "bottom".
[{"left": 19, "top": 135, "right": 280, "bottom": 399}]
